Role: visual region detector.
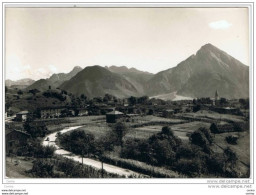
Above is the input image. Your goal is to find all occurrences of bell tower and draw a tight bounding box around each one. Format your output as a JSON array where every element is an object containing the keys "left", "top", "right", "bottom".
[{"left": 215, "top": 90, "right": 219, "bottom": 105}]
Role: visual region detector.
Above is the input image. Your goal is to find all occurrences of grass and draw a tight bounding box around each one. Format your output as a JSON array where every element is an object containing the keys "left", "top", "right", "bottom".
[
  {"left": 39, "top": 113, "right": 250, "bottom": 178},
  {"left": 213, "top": 131, "right": 250, "bottom": 165},
  {"left": 103, "top": 153, "right": 182, "bottom": 178},
  {"left": 126, "top": 121, "right": 211, "bottom": 140},
  {"left": 178, "top": 110, "right": 246, "bottom": 123},
  {"left": 6, "top": 156, "right": 34, "bottom": 178},
  {"left": 211, "top": 130, "right": 250, "bottom": 176}
]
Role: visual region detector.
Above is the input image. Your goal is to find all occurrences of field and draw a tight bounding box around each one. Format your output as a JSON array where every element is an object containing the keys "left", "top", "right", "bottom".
[
  {"left": 70, "top": 115, "right": 187, "bottom": 140},
  {"left": 150, "top": 91, "right": 193, "bottom": 101},
  {"left": 211, "top": 131, "right": 250, "bottom": 175},
  {"left": 178, "top": 110, "right": 246, "bottom": 123},
  {"left": 6, "top": 107, "right": 249, "bottom": 178},
  {"left": 6, "top": 157, "right": 33, "bottom": 178}
]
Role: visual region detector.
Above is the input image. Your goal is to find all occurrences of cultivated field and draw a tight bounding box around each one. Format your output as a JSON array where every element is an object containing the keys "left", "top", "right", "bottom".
[{"left": 6, "top": 157, "right": 33, "bottom": 178}]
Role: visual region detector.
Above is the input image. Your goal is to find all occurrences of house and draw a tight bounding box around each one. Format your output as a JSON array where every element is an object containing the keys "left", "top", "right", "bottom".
[
  {"left": 100, "top": 106, "right": 115, "bottom": 115},
  {"left": 210, "top": 107, "right": 240, "bottom": 115},
  {"left": 125, "top": 113, "right": 139, "bottom": 122},
  {"left": 163, "top": 109, "right": 175, "bottom": 118},
  {"left": 77, "top": 108, "right": 89, "bottom": 116},
  {"left": 6, "top": 129, "right": 30, "bottom": 155},
  {"left": 106, "top": 110, "right": 124, "bottom": 123},
  {"left": 15, "top": 111, "right": 29, "bottom": 122},
  {"left": 40, "top": 107, "right": 65, "bottom": 118}
]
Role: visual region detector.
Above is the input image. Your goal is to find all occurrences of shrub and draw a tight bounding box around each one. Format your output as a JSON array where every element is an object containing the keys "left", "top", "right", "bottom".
[
  {"left": 190, "top": 127, "right": 213, "bottom": 149},
  {"left": 161, "top": 126, "right": 174, "bottom": 136},
  {"left": 226, "top": 135, "right": 238, "bottom": 145},
  {"left": 206, "top": 153, "right": 225, "bottom": 175},
  {"left": 224, "top": 147, "right": 238, "bottom": 167},
  {"left": 175, "top": 158, "right": 202, "bottom": 177},
  {"left": 29, "top": 160, "right": 54, "bottom": 177},
  {"left": 210, "top": 123, "right": 219, "bottom": 134},
  {"left": 176, "top": 144, "right": 195, "bottom": 160},
  {"left": 59, "top": 130, "right": 96, "bottom": 156},
  {"left": 233, "top": 123, "right": 244, "bottom": 132},
  {"left": 33, "top": 145, "right": 55, "bottom": 158}
]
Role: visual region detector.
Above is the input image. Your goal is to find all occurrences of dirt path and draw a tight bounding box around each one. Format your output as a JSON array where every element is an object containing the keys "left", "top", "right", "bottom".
[{"left": 42, "top": 126, "right": 143, "bottom": 177}]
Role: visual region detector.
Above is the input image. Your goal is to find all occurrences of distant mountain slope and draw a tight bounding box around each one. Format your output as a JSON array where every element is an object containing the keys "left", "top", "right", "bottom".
[
  {"left": 106, "top": 65, "right": 153, "bottom": 94},
  {"left": 20, "top": 43, "right": 249, "bottom": 99},
  {"left": 146, "top": 43, "right": 249, "bottom": 99},
  {"left": 26, "top": 66, "right": 82, "bottom": 91},
  {"left": 59, "top": 66, "right": 139, "bottom": 98},
  {"left": 150, "top": 92, "right": 193, "bottom": 101},
  {"left": 5, "top": 78, "right": 35, "bottom": 88}
]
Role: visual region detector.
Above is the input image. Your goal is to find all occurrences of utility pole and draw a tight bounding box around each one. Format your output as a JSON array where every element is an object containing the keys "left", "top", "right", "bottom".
[
  {"left": 82, "top": 150, "right": 84, "bottom": 166},
  {"left": 101, "top": 160, "right": 104, "bottom": 178}
]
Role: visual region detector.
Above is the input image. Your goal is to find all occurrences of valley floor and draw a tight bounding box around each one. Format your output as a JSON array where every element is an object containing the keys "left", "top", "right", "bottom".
[{"left": 5, "top": 110, "right": 250, "bottom": 178}]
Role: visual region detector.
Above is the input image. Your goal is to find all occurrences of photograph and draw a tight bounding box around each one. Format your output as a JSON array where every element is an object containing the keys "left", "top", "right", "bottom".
[{"left": 2, "top": 2, "right": 253, "bottom": 188}]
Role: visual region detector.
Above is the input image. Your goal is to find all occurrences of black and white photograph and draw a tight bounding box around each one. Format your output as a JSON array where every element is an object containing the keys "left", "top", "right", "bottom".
[{"left": 1, "top": 2, "right": 255, "bottom": 195}]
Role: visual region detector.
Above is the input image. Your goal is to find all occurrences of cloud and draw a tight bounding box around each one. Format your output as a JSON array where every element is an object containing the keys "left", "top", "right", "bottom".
[
  {"left": 48, "top": 64, "right": 58, "bottom": 73},
  {"left": 6, "top": 55, "right": 59, "bottom": 80},
  {"left": 34, "top": 65, "right": 59, "bottom": 79},
  {"left": 208, "top": 20, "right": 232, "bottom": 30}
]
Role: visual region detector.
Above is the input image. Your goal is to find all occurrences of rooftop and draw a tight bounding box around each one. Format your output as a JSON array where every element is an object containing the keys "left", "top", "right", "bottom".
[
  {"left": 106, "top": 110, "right": 124, "bottom": 115},
  {"left": 17, "top": 111, "right": 29, "bottom": 115}
]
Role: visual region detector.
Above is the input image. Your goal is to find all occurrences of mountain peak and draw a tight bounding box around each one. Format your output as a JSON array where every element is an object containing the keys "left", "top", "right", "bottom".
[
  {"left": 107, "top": 65, "right": 153, "bottom": 75},
  {"left": 198, "top": 43, "right": 220, "bottom": 53},
  {"left": 72, "top": 66, "right": 82, "bottom": 71}
]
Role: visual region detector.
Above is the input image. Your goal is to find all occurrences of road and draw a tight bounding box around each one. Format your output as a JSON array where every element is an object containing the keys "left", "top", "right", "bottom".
[{"left": 42, "top": 126, "right": 143, "bottom": 177}]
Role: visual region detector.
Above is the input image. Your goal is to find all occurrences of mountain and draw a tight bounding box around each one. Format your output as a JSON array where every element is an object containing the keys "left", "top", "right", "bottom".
[
  {"left": 5, "top": 78, "right": 35, "bottom": 88},
  {"left": 26, "top": 66, "right": 82, "bottom": 91},
  {"left": 59, "top": 65, "right": 139, "bottom": 98},
  {"left": 146, "top": 43, "right": 249, "bottom": 99},
  {"left": 106, "top": 66, "right": 153, "bottom": 94},
  {"left": 23, "top": 43, "right": 249, "bottom": 99}
]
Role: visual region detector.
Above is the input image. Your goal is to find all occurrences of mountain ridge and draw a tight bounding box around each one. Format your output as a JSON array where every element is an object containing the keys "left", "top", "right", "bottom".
[
  {"left": 20, "top": 43, "right": 249, "bottom": 99},
  {"left": 26, "top": 66, "right": 83, "bottom": 91}
]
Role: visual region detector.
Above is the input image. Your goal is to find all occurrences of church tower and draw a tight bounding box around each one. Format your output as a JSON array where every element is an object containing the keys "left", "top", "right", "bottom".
[
  {"left": 215, "top": 90, "right": 219, "bottom": 101},
  {"left": 215, "top": 90, "right": 219, "bottom": 106}
]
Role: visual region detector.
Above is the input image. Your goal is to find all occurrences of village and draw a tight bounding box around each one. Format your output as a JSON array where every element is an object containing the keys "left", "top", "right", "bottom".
[{"left": 5, "top": 86, "right": 250, "bottom": 178}]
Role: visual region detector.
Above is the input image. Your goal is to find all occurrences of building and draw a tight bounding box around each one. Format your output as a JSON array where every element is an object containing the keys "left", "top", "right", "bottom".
[
  {"left": 6, "top": 129, "right": 30, "bottom": 155},
  {"left": 106, "top": 110, "right": 124, "bottom": 123},
  {"left": 163, "top": 109, "right": 175, "bottom": 118},
  {"left": 77, "top": 108, "right": 89, "bottom": 116},
  {"left": 40, "top": 107, "right": 64, "bottom": 118},
  {"left": 213, "top": 90, "right": 219, "bottom": 106},
  {"left": 210, "top": 107, "right": 240, "bottom": 115},
  {"left": 15, "top": 111, "right": 29, "bottom": 122}
]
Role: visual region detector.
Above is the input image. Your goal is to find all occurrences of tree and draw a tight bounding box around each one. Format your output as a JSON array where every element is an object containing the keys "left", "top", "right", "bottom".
[
  {"left": 190, "top": 127, "right": 213, "bottom": 151},
  {"left": 103, "top": 94, "right": 113, "bottom": 102},
  {"left": 80, "top": 94, "right": 87, "bottom": 101},
  {"left": 137, "top": 96, "right": 149, "bottom": 104},
  {"left": 193, "top": 105, "right": 201, "bottom": 112},
  {"left": 29, "top": 160, "right": 54, "bottom": 177},
  {"left": 128, "top": 96, "right": 137, "bottom": 105},
  {"left": 210, "top": 123, "right": 219, "bottom": 134},
  {"left": 161, "top": 126, "right": 174, "bottom": 136},
  {"left": 24, "top": 120, "right": 48, "bottom": 138},
  {"left": 220, "top": 98, "right": 228, "bottom": 106},
  {"left": 59, "top": 130, "right": 95, "bottom": 157},
  {"left": 226, "top": 135, "right": 238, "bottom": 145},
  {"left": 239, "top": 98, "right": 249, "bottom": 109},
  {"left": 29, "top": 89, "right": 40, "bottom": 95},
  {"left": 224, "top": 147, "right": 238, "bottom": 167},
  {"left": 17, "top": 90, "right": 23, "bottom": 95},
  {"left": 113, "top": 122, "right": 128, "bottom": 148},
  {"left": 175, "top": 158, "right": 202, "bottom": 177}
]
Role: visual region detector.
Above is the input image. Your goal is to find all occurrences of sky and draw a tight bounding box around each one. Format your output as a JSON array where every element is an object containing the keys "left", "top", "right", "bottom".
[{"left": 5, "top": 7, "right": 249, "bottom": 81}]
